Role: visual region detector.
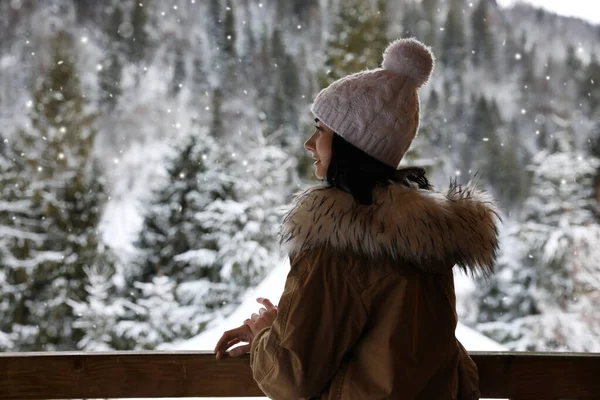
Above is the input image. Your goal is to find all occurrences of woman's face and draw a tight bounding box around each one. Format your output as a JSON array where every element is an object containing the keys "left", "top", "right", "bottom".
[{"left": 304, "top": 119, "right": 334, "bottom": 179}]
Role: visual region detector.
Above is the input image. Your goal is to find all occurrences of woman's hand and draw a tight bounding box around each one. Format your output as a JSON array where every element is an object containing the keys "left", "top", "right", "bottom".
[
  {"left": 214, "top": 323, "right": 253, "bottom": 360},
  {"left": 245, "top": 297, "right": 278, "bottom": 335},
  {"left": 214, "top": 297, "right": 278, "bottom": 360}
]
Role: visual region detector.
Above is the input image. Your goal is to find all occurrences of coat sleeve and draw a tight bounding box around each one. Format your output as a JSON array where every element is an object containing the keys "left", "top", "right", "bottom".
[
  {"left": 250, "top": 252, "right": 368, "bottom": 399},
  {"left": 456, "top": 339, "right": 481, "bottom": 400}
]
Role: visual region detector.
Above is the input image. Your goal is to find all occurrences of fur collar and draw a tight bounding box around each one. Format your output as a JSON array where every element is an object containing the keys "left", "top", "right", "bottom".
[{"left": 280, "top": 183, "right": 500, "bottom": 274}]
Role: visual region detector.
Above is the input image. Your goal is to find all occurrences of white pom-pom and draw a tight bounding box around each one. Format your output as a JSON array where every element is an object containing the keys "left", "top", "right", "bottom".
[{"left": 381, "top": 38, "right": 434, "bottom": 88}]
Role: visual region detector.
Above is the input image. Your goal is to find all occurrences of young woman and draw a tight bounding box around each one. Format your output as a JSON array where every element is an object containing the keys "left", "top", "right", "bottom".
[{"left": 215, "top": 38, "right": 499, "bottom": 400}]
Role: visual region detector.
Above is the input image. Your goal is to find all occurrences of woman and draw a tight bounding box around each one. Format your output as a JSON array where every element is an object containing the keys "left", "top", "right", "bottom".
[{"left": 215, "top": 38, "right": 499, "bottom": 400}]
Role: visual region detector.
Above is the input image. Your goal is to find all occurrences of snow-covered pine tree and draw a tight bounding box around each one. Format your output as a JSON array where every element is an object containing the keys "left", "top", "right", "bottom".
[
  {"left": 459, "top": 97, "right": 528, "bottom": 211},
  {"left": 0, "top": 140, "right": 22, "bottom": 351},
  {"left": 221, "top": 0, "right": 238, "bottom": 94},
  {"left": 207, "top": 0, "right": 223, "bottom": 50},
  {"left": 0, "top": 31, "right": 111, "bottom": 351},
  {"left": 170, "top": 43, "right": 186, "bottom": 97},
  {"left": 275, "top": 0, "right": 319, "bottom": 25},
  {"left": 97, "top": 3, "right": 124, "bottom": 110},
  {"left": 441, "top": 0, "right": 467, "bottom": 72},
  {"left": 128, "top": 0, "right": 149, "bottom": 65},
  {"left": 475, "top": 147, "right": 600, "bottom": 351},
  {"left": 267, "top": 28, "right": 302, "bottom": 145},
  {"left": 116, "top": 130, "right": 228, "bottom": 349},
  {"left": 116, "top": 274, "right": 205, "bottom": 349},
  {"left": 470, "top": 0, "right": 496, "bottom": 69},
  {"left": 461, "top": 96, "right": 495, "bottom": 174},
  {"left": 581, "top": 54, "right": 600, "bottom": 117},
  {"left": 197, "top": 131, "right": 294, "bottom": 290},
  {"left": 486, "top": 118, "right": 530, "bottom": 212},
  {"left": 222, "top": 0, "right": 236, "bottom": 60},
  {"left": 122, "top": 125, "right": 293, "bottom": 349},
  {"left": 98, "top": 52, "right": 122, "bottom": 111},
  {"left": 319, "top": 0, "right": 389, "bottom": 87},
  {"left": 133, "top": 128, "right": 230, "bottom": 284},
  {"left": 68, "top": 256, "right": 131, "bottom": 351},
  {"left": 421, "top": 0, "right": 440, "bottom": 53}
]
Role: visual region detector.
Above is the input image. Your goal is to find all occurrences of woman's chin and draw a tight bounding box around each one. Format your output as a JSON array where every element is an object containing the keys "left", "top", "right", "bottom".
[{"left": 315, "top": 169, "right": 326, "bottom": 180}]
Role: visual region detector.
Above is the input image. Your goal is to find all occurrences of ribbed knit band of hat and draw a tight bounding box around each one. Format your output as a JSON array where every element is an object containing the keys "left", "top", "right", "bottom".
[{"left": 310, "top": 38, "right": 435, "bottom": 169}]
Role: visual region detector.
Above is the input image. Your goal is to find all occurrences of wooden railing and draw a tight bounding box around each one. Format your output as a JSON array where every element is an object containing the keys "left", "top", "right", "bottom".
[{"left": 1, "top": 351, "right": 600, "bottom": 399}]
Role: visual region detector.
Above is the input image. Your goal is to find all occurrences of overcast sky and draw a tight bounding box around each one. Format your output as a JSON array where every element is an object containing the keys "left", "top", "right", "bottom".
[{"left": 496, "top": 0, "right": 600, "bottom": 25}]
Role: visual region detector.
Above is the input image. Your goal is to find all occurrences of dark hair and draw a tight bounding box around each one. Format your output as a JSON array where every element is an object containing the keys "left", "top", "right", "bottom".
[{"left": 326, "top": 133, "right": 431, "bottom": 205}]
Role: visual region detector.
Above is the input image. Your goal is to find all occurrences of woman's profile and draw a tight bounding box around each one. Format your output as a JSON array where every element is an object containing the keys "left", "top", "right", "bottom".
[{"left": 215, "top": 37, "right": 499, "bottom": 400}]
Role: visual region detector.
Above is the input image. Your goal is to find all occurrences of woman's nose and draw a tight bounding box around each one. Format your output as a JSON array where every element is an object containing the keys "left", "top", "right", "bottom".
[
  {"left": 304, "top": 138, "right": 313, "bottom": 152},
  {"left": 304, "top": 132, "right": 316, "bottom": 151}
]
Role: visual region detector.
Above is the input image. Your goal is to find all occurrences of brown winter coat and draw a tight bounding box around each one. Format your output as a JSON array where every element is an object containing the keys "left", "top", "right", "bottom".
[{"left": 249, "top": 182, "right": 499, "bottom": 400}]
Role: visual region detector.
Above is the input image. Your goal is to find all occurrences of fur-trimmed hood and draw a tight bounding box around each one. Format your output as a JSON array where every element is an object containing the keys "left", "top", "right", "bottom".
[{"left": 280, "top": 183, "right": 500, "bottom": 274}]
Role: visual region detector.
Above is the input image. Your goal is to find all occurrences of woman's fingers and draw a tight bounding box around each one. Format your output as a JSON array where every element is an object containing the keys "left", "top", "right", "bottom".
[
  {"left": 214, "top": 325, "right": 251, "bottom": 360},
  {"left": 257, "top": 297, "right": 277, "bottom": 310},
  {"left": 229, "top": 344, "right": 251, "bottom": 357},
  {"left": 262, "top": 312, "right": 275, "bottom": 326},
  {"left": 215, "top": 328, "right": 237, "bottom": 353},
  {"left": 244, "top": 316, "right": 260, "bottom": 334},
  {"left": 237, "top": 300, "right": 279, "bottom": 338},
  {"left": 257, "top": 298, "right": 278, "bottom": 325}
]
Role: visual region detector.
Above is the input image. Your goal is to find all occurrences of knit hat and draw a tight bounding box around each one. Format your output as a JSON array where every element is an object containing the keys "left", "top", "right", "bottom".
[{"left": 311, "top": 38, "right": 435, "bottom": 168}]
